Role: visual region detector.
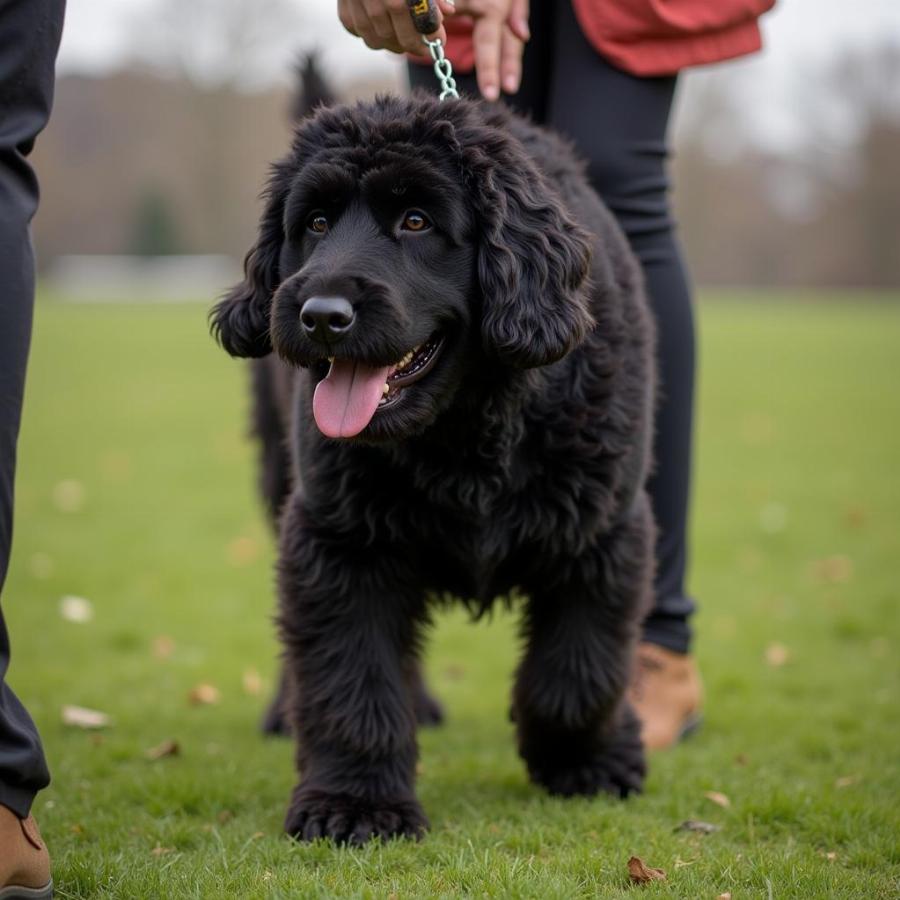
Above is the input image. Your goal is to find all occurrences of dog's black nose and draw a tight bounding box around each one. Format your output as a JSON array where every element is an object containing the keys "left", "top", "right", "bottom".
[{"left": 300, "top": 296, "right": 356, "bottom": 343}]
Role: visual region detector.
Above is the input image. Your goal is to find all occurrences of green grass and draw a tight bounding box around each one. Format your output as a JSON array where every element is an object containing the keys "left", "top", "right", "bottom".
[{"left": 5, "top": 293, "right": 899, "bottom": 898}]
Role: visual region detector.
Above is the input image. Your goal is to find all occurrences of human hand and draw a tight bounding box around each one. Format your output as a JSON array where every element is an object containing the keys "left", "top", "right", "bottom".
[
  {"left": 337, "top": 0, "right": 457, "bottom": 57},
  {"left": 337, "top": 0, "right": 530, "bottom": 99},
  {"left": 451, "top": 0, "right": 529, "bottom": 101}
]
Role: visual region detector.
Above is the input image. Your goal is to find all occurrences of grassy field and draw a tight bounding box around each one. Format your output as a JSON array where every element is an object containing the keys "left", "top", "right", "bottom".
[{"left": 4, "top": 294, "right": 899, "bottom": 898}]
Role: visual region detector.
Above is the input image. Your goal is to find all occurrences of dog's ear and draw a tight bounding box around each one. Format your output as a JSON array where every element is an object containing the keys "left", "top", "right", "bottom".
[
  {"left": 210, "top": 172, "right": 287, "bottom": 358},
  {"left": 472, "top": 142, "right": 594, "bottom": 368}
]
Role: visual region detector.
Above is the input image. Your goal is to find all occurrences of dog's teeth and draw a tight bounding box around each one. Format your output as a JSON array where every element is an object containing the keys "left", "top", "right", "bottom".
[{"left": 383, "top": 383, "right": 389, "bottom": 395}]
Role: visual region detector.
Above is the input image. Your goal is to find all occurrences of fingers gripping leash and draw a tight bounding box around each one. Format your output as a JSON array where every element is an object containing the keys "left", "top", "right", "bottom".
[{"left": 406, "top": 0, "right": 460, "bottom": 100}]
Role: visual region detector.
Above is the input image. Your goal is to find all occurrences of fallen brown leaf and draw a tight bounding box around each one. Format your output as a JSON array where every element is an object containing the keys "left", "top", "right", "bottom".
[
  {"left": 242, "top": 668, "right": 263, "bottom": 696},
  {"left": 835, "top": 774, "right": 861, "bottom": 789},
  {"left": 145, "top": 739, "right": 180, "bottom": 761},
  {"left": 226, "top": 536, "right": 261, "bottom": 566},
  {"left": 99, "top": 449, "right": 132, "bottom": 481},
  {"left": 217, "top": 809, "right": 234, "bottom": 825},
  {"left": 843, "top": 506, "right": 867, "bottom": 529},
  {"left": 152, "top": 635, "right": 175, "bottom": 659},
  {"left": 151, "top": 845, "right": 174, "bottom": 857},
  {"left": 735, "top": 753, "right": 749, "bottom": 766},
  {"left": 717, "top": 893, "right": 733, "bottom": 899},
  {"left": 628, "top": 856, "right": 667, "bottom": 884},
  {"left": 62, "top": 705, "right": 111, "bottom": 729},
  {"left": 811, "top": 555, "right": 854, "bottom": 584},
  {"left": 188, "top": 683, "right": 220, "bottom": 706},
  {"left": 765, "top": 642, "right": 790, "bottom": 667},
  {"left": 704, "top": 791, "right": 731, "bottom": 808},
  {"left": 674, "top": 820, "right": 720, "bottom": 834}
]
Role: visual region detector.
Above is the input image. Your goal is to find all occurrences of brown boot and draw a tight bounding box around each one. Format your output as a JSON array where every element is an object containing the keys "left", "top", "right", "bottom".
[
  {"left": 628, "top": 642, "right": 703, "bottom": 750},
  {"left": 0, "top": 804, "right": 52, "bottom": 899}
]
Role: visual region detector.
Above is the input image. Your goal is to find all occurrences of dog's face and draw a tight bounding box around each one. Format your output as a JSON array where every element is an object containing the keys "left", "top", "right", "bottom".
[
  {"left": 212, "top": 96, "right": 594, "bottom": 442},
  {"left": 270, "top": 152, "right": 477, "bottom": 441}
]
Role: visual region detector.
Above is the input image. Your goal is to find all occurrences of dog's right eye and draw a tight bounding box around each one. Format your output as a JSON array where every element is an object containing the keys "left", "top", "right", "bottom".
[{"left": 307, "top": 213, "right": 329, "bottom": 234}]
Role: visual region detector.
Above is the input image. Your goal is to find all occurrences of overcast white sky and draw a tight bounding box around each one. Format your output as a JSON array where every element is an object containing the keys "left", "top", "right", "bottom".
[{"left": 56, "top": 0, "right": 900, "bottom": 152}]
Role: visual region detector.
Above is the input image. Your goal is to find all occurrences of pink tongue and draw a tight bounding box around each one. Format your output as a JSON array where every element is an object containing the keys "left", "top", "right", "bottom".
[{"left": 313, "top": 359, "right": 392, "bottom": 438}]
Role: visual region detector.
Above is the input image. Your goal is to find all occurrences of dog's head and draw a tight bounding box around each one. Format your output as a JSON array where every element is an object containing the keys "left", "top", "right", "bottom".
[{"left": 211, "top": 95, "right": 593, "bottom": 441}]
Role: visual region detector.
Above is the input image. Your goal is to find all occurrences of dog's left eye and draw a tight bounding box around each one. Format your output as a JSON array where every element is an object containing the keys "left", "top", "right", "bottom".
[
  {"left": 307, "top": 212, "right": 329, "bottom": 234},
  {"left": 401, "top": 211, "right": 431, "bottom": 232}
]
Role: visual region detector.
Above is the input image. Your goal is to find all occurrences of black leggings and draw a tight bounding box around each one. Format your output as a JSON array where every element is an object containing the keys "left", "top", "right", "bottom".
[
  {"left": 409, "top": 0, "right": 696, "bottom": 653},
  {"left": 0, "top": 0, "right": 65, "bottom": 817}
]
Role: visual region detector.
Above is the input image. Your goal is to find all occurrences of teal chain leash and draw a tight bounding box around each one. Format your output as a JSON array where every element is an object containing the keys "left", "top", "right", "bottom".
[{"left": 406, "top": 0, "right": 460, "bottom": 100}]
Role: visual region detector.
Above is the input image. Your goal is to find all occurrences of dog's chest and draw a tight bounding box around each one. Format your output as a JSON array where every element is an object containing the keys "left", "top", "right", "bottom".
[
  {"left": 413, "top": 477, "right": 572, "bottom": 603},
  {"left": 420, "top": 506, "right": 520, "bottom": 602}
]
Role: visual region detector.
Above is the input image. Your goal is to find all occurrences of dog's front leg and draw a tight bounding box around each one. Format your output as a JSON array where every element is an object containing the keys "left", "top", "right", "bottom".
[
  {"left": 513, "top": 494, "right": 655, "bottom": 799},
  {"left": 277, "top": 504, "right": 428, "bottom": 844}
]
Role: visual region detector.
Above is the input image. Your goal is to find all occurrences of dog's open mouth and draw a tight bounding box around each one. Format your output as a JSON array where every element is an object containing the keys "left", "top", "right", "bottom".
[{"left": 312, "top": 334, "right": 444, "bottom": 438}]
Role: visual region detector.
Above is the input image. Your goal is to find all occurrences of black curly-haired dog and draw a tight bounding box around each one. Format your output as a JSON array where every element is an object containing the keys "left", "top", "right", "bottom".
[{"left": 211, "top": 91, "right": 656, "bottom": 844}]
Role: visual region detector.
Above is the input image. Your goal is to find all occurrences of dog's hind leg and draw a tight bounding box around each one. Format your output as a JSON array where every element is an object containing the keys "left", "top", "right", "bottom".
[
  {"left": 277, "top": 502, "right": 430, "bottom": 844},
  {"left": 407, "top": 659, "right": 444, "bottom": 727},
  {"left": 249, "top": 358, "right": 297, "bottom": 736},
  {"left": 250, "top": 358, "right": 292, "bottom": 527},
  {"left": 260, "top": 665, "right": 292, "bottom": 736},
  {"left": 512, "top": 493, "right": 655, "bottom": 799}
]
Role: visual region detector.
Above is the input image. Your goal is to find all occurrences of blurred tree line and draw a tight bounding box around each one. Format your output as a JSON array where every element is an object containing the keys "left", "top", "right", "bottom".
[{"left": 31, "top": 44, "right": 899, "bottom": 289}]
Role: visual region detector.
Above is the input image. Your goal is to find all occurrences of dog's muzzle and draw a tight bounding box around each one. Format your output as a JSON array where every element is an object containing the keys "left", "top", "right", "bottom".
[{"left": 300, "top": 296, "right": 355, "bottom": 344}]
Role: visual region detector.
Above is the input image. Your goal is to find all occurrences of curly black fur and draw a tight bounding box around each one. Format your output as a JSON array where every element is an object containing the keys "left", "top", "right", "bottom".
[{"left": 212, "top": 92, "right": 656, "bottom": 844}]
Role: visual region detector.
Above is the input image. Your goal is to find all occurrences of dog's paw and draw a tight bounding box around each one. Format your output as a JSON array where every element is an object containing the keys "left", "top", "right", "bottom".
[
  {"left": 260, "top": 698, "right": 291, "bottom": 736},
  {"left": 412, "top": 687, "right": 445, "bottom": 727},
  {"left": 284, "top": 788, "right": 428, "bottom": 845},
  {"left": 530, "top": 745, "right": 645, "bottom": 799},
  {"left": 526, "top": 710, "right": 646, "bottom": 799}
]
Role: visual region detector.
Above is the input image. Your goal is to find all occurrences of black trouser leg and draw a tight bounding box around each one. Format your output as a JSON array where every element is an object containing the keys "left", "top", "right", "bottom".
[
  {"left": 545, "top": 2, "right": 695, "bottom": 654},
  {"left": 0, "top": 0, "right": 66, "bottom": 819},
  {"left": 408, "top": 0, "right": 697, "bottom": 654}
]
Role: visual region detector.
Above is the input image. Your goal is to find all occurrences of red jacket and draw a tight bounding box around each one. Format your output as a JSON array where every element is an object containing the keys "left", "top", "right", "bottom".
[{"left": 441, "top": 0, "right": 775, "bottom": 77}]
